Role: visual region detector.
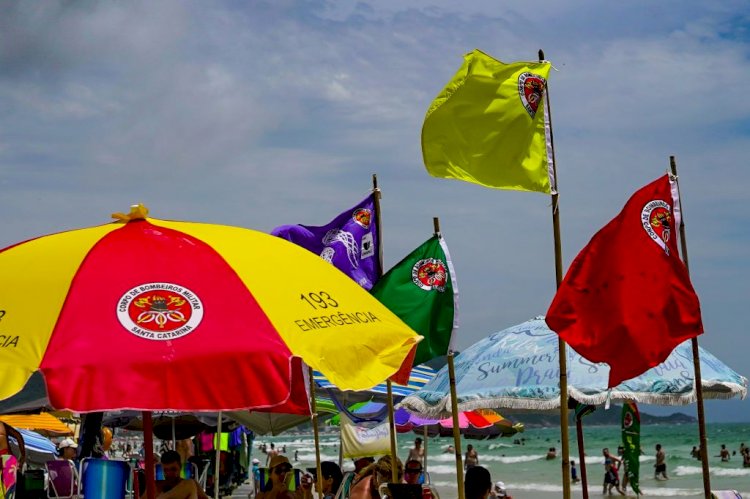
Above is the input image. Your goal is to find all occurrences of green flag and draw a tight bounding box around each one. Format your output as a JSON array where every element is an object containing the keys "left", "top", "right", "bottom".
[
  {"left": 621, "top": 401, "right": 642, "bottom": 495},
  {"left": 421, "top": 49, "right": 554, "bottom": 194},
  {"left": 371, "top": 235, "right": 458, "bottom": 365}
]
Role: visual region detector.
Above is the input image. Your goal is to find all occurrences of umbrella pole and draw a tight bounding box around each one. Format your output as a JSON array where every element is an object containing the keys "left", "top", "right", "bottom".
[
  {"left": 669, "top": 156, "right": 711, "bottom": 498},
  {"left": 142, "top": 411, "right": 156, "bottom": 499},
  {"left": 539, "top": 47, "right": 571, "bottom": 499},
  {"left": 423, "top": 425, "right": 428, "bottom": 473},
  {"left": 576, "top": 416, "right": 589, "bottom": 499},
  {"left": 447, "top": 352, "right": 465, "bottom": 499},
  {"left": 308, "top": 366, "right": 324, "bottom": 498},
  {"left": 171, "top": 416, "right": 176, "bottom": 450},
  {"left": 214, "top": 411, "right": 222, "bottom": 499},
  {"left": 386, "top": 381, "right": 400, "bottom": 482}
]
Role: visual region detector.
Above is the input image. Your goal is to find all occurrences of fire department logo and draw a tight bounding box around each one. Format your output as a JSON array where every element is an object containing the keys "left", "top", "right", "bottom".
[
  {"left": 518, "top": 72, "right": 547, "bottom": 118},
  {"left": 641, "top": 200, "right": 672, "bottom": 255},
  {"left": 411, "top": 258, "right": 448, "bottom": 292},
  {"left": 352, "top": 208, "right": 372, "bottom": 229},
  {"left": 117, "top": 283, "right": 204, "bottom": 340},
  {"left": 623, "top": 411, "right": 634, "bottom": 429}
]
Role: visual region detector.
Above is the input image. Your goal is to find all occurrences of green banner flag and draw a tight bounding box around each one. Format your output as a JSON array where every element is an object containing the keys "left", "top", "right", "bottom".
[
  {"left": 371, "top": 235, "right": 458, "bottom": 365},
  {"left": 621, "top": 401, "right": 641, "bottom": 495}
]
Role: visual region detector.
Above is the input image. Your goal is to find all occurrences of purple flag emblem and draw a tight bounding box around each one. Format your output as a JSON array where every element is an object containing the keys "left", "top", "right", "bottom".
[{"left": 271, "top": 193, "right": 380, "bottom": 289}]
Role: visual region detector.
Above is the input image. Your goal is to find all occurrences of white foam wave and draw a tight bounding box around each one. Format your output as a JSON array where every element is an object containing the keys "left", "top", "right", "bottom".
[
  {"left": 295, "top": 453, "right": 339, "bottom": 463},
  {"left": 488, "top": 443, "right": 513, "bottom": 450},
  {"left": 635, "top": 487, "right": 704, "bottom": 497},
  {"left": 712, "top": 467, "right": 750, "bottom": 477},
  {"left": 422, "top": 465, "right": 458, "bottom": 475}
]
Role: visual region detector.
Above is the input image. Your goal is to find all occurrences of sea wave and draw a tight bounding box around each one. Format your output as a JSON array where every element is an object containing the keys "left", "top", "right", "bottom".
[{"left": 673, "top": 465, "right": 750, "bottom": 477}]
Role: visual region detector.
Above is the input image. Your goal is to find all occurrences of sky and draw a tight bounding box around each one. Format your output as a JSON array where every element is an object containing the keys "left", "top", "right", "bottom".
[{"left": 1, "top": 1, "right": 748, "bottom": 422}]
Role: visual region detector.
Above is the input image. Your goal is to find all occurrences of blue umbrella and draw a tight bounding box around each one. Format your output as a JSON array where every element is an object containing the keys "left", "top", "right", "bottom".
[
  {"left": 401, "top": 317, "right": 747, "bottom": 417},
  {"left": 9, "top": 428, "right": 58, "bottom": 465}
]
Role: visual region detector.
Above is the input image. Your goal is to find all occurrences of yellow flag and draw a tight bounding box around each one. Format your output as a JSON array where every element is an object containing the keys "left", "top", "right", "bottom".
[{"left": 422, "top": 49, "right": 554, "bottom": 194}]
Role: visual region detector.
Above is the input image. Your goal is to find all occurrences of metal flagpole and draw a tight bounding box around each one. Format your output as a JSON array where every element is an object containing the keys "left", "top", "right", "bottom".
[
  {"left": 538, "top": 48, "right": 571, "bottom": 499},
  {"left": 214, "top": 412, "right": 222, "bottom": 499},
  {"left": 669, "top": 155, "right": 711, "bottom": 498},
  {"left": 309, "top": 366, "right": 325, "bottom": 499},
  {"left": 372, "top": 173, "right": 400, "bottom": 482}
]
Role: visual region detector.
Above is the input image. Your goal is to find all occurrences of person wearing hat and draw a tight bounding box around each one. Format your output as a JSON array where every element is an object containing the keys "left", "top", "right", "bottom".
[
  {"left": 407, "top": 437, "right": 424, "bottom": 468},
  {"left": 492, "top": 481, "right": 512, "bottom": 498},
  {"left": 58, "top": 437, "right": 78, "bottom": 461},
  {"left": 257, "top": 455, "right": 312, "bottom": 499}
]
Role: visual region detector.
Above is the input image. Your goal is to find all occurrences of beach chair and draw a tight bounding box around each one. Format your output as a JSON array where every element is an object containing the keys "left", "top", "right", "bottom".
[
  {"left": 45, "top": 460, "right": 78, "bottom": 498},
  {"left": 78, "top": 458, "right": 131, "bottom": 499},
  {"left": 334, "top": 471, "right": 356, "bottom": 499},
  {"left": 154, "top": 462, "right": 198, "bottom": 480}
]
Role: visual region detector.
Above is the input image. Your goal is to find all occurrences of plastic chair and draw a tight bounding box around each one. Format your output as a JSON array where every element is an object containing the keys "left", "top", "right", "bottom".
[
  {"left": 45, "top": 460, "right": 78, "bottom": 498},
  {"left": 154, "top": 462, "right": 198, "bottom": 480},
  {"left": 79, "top": 458, "right": 131, "bottom": 499}
]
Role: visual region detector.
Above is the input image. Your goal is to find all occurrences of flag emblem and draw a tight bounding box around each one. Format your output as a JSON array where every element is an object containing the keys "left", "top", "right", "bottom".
[
  {"left": 623, "top": 411, "right": 633, "bottom": 429},
  {"left": 117, "top": 283, "right": 204, "bottom": 340},
  {"left": 518, "top": 72, "right": 546, "bottom": 117},
  {"left": 352, "top": 208, "right": 372, "bottom": 229},
  {"left": 411, "top": 259, "right": 447, "bottom": 292},
  {"left": 641, "top": 200, "right": 672, "bottom": 255}
]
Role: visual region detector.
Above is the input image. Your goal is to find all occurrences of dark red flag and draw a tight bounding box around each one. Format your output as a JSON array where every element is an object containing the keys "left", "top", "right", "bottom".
[{"left": 546, "top": 174, "right": 703, "bottom": 387}]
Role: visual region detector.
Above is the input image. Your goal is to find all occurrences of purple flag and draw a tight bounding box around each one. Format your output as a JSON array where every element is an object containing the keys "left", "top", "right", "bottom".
[{"left": 271, "top": 193, "right": 380, "bottom": 289}]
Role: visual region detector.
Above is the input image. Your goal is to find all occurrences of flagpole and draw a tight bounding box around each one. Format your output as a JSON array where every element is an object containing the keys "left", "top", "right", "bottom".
[
  {"left": 214, "top": 411, "right": 222, "bottom": 499},
  {"left": 372, "top": 173, "right": 400, "bottom": 482},
  {"left": 434, "top": 216, "right": 466, "bottom": 499},
  {"left": 669, "top": 156, "right": 711, "bottom": 498},
  {"left": 537, "top": 49, "right": 572, "bottom": 499},
  {"left": 309, "top": 366, "right": 325, "bottom": 498}
]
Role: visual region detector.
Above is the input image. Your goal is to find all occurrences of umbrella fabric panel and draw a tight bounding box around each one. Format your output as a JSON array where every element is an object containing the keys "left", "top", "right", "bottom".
[
  {"left": 40, "top": 220, "right": 299, "bottom": 412},
  {"left": 402, "top": 318, "right": 747, "bottom": 417},
  {"left": 155, "top": 219, "right": 421, "bottom": 392},
  {"left": 0, "top": 223, "right": 120, "bottom": 401},
  {"left": 0, "top": 413, "right": 72, "bottom": 436}
]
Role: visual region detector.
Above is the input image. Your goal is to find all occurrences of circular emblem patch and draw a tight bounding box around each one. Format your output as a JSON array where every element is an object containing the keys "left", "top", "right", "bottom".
[
  {"left": 411, "top": 258, "right": 448, "bottom": 292},
  {"left": 352, "top": 208, "right": 372, "bottom": 229},
  {"left": 623, "top": 411, "right": 634, "bottom": 429},
  {"left": 117, "top": 283, "right": 204, "bottom": 340},
  {"left": 641, "top": 200, "right": 672, "bottom": 255},
  {"left": 518, "top": 72, "right": 547, "bottom": 118}
]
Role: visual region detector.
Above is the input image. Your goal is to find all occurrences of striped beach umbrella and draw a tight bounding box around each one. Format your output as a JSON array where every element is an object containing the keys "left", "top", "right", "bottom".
[
  {"left": 314, "top": 364, "right": 436, "bottom": 399},
  {"left": 0, "top": 205, "right": 421, "bottom": 413}
]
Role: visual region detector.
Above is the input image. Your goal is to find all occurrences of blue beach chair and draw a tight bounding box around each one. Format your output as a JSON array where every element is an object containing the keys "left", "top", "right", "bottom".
[{"left": 79, "top": 458, "right": 131, "bottom": 499}]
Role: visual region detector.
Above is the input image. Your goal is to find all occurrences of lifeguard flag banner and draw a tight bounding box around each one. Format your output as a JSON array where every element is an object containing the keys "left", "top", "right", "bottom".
[
  {"left": 271, "top": 193, "right": 380, "bottom": 290},
  {"left": 421, "top": 49, "right": 554, "bottom": 194},
  {"left": 546, "top": 174, "right": 703, "bottom": 387},
  {"left": 371, "top": 235, "right": 458, "bottom": 365}
]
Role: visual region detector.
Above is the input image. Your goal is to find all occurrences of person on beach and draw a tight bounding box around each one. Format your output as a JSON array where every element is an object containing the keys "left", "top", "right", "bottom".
[
  {"left": 690, "top": 446, "right": 700, "bottom": 459},
  {"left": 444, "top": 445, "right": 454, "bottom": 454},
  {"left": 407, "top": 438, "right": 425, "bottom": 467},
  {"left": 267, "top": 443, "right": 279, "bottom": 466},
  {"left": 742, "top": 447, "right": 750, "bottom": 468},
  {"left": 718, "top": 444, "right": 731, "bottom": 462},
  {"left": 492, "top": 480, "right": 512, "bottom": 498},
  {"left": 257, "top": 455, "right": 313, "bottom": 499},
  {"left": 545, "top": 447, "right": 556, "bottom": 460},
  {"left": 654, "top": 444, "right": 668, "bottom": 480},
  {"left": 404, "top": 460, "right": 423, "bottom": 485},
  {"left": 616, "top": 446, "right": 630, "bottom": 493},
  {"left": 570, "top": 460, "right": 579, "bottom": 483},
  {"left": 602, "top": 448, "right": 624, "bottom": 495},
  {"left": 465, "top": 444, "right": 479, "bottom": 470},
  {"left": 318, "top": 461, "right": 343, "bottom": 499},
  {"left": 58, "top": 437, "right": 78, "bottom": 461},
  {"left": 350, "top": 455, "right": 403, "bottom": 499},
  {"left": 464, "top": 466, "right": 492, "bottom": 499},
  {"left": 156, "top": 450, "right": 209, "bottom": 499}
]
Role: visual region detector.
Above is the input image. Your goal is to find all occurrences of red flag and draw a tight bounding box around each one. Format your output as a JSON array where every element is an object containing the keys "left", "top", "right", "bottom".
[{"left": 546, "top": 174, "right": 703, "bottom": 387}]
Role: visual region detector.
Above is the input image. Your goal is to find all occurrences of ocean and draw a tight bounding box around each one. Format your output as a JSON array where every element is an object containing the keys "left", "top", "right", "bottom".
[{"left": 256, "top": 422, "right": 750, "bottom": 498}]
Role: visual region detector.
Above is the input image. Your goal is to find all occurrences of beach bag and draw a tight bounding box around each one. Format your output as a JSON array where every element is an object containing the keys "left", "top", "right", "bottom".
[{"left": 0, "top": 454, "right": 18, "bottom": 499}]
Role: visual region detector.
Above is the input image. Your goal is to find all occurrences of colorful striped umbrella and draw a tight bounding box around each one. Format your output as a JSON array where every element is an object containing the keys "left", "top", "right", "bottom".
[
  {"left": 0, "top": 413, "right": 73, "bottom": 437},
  {"left": 314, "top": 364, "right": 436, "bottom": 399},
  {"left": 0, "top": 205, "right": 421, "bottom": 412},
  {"left": 395, "top": 407, "right": 522, "bottom": 439}
]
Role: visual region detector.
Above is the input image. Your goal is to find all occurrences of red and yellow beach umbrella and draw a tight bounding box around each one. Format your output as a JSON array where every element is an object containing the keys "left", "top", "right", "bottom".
[{"left": 0, "top": 205, "right": 421, "bottom": 413}]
